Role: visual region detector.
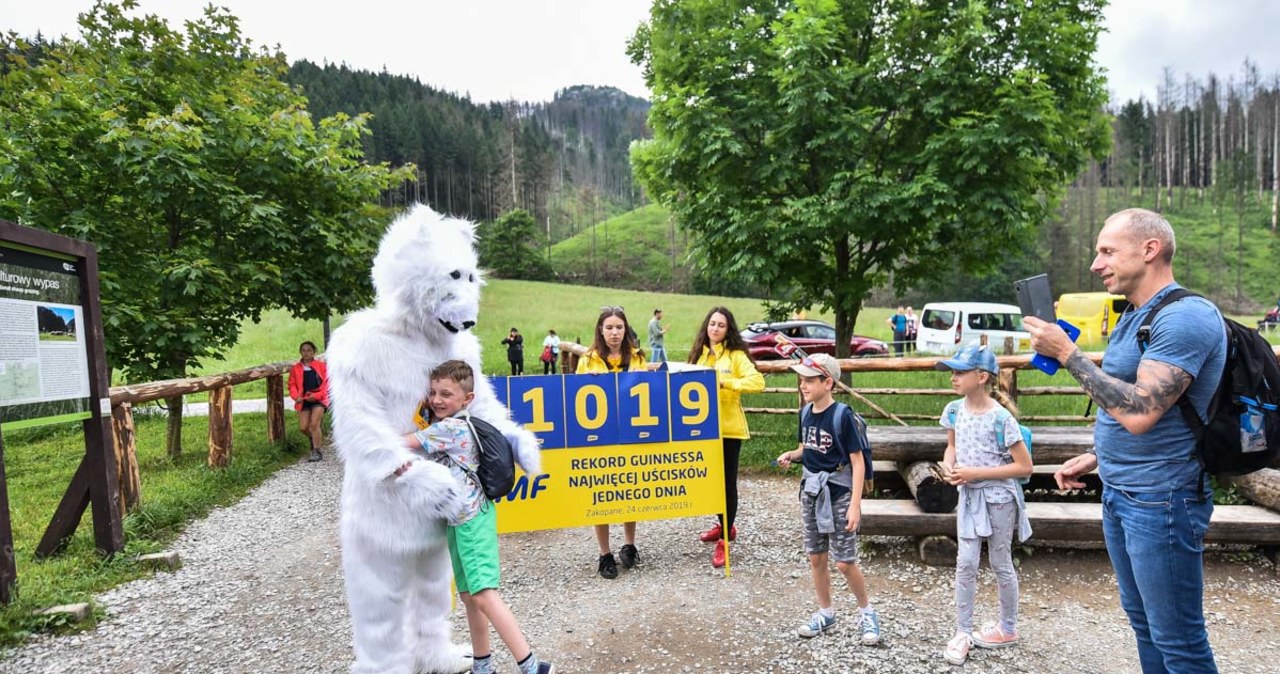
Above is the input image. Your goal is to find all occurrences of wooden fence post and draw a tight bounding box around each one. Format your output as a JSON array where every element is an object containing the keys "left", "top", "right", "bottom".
[
  {"left": 208, "top": 386, "right": 234, "bottom": 468},
  {"left": 999, "top": 368, "right": 1019, "bottom": 409},
  {"left": 266, "top": 374, "right": 285, "bottom": 444},
  {"left": 111, "top": 403, "right": 141, "bottom": 516}
]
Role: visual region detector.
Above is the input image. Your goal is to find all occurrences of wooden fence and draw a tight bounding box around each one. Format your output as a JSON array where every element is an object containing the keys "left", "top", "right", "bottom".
[
  {"left": 107, "top": 361, "right": 292, "bottom": 519},
  {"left": 749, "top": 352, "right": 1106, "bottom": 424}
]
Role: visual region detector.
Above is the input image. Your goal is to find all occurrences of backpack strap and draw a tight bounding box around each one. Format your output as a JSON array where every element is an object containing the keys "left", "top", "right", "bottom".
[
  {"left": 1134, "top": 288, "right": 1222, "bottom": 489},
  {"left": 1135, "top": 288, "right": 1195, "bottom": 352},
  {"left": 1134, "top": 288, "right": 1206, "bottom": 437},
  {"left": 833, "top": 402, "right": 875, "bottom": 481},
  {"left": 991, "top": 405, "right": 1010, "bottom": 447}
]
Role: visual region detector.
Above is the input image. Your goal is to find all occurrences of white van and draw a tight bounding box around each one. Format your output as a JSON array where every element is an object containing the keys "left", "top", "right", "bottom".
[{"left": 915, "top": 302, "right": 1031, "bottom": 354}]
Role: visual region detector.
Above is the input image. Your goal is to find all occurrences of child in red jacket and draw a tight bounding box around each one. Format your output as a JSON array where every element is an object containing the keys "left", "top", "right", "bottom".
[{"left": 288, "top": 340, "right": 330, "bottom": 461}]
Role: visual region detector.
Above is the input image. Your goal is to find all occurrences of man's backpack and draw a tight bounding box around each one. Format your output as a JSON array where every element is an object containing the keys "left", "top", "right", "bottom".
[
  {"left": 944, "top": 402, "right": 1034, "bottom": 484},
  {"left": 1137, "top": 289, "right": 1280, "bottom": 476},
  {"left": 460, "top": 413, "right": 517, "bottom": 500}
]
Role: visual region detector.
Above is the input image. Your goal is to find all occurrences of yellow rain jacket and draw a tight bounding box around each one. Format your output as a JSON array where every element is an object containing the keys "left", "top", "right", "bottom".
[
  {"left": 575, "top": 348, "right": 646, "bottom": 374},
  {"left": 694, "top": 343, "right": 765, "bottom": 440}
]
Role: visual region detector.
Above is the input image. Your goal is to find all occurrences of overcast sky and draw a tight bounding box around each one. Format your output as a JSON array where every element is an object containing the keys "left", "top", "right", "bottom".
[{"left": 3, "top": 0, "right": 1278, "bottom": 105}]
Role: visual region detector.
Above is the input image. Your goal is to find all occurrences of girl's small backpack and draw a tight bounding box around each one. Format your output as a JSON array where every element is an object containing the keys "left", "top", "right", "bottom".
[{"left": 944, "top": 403, "right": 1034, "bottom": 485}]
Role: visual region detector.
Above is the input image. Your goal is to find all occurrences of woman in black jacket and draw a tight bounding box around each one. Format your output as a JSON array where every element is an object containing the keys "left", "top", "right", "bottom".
[{"left": 502, "top": 327, "right": 525, "bottom": 376}]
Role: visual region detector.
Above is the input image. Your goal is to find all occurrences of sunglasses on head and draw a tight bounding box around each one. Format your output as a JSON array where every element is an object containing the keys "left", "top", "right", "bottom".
[
  {"left": 801, "top": 356, "right": 830, "bottom": 379},
  {"left": 600, "top": 305, "right": 624, "bottom": 313}
]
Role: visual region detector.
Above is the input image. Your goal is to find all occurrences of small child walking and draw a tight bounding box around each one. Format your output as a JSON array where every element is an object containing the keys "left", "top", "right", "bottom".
[
  {"left": 403, "top": 360, "right": 554, "bottom": 674},
  {"left": 775, "top": 353, "right": 881, "bottom": 645},
  {"left": 935, "top": 345, "right": 1033, "bottom": 665}
]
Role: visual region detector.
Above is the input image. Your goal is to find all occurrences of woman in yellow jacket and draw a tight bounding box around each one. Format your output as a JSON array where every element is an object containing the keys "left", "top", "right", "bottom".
[
  {"left": 577, "top": 306, "right": 646, "bottom": 579},
  {"left": 688, "top": 306, "right": 765, "bottom": 568}
]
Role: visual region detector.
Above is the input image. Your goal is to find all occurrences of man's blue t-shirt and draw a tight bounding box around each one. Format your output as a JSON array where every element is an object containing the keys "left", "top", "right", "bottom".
[
  {"left": 798, "top": 402, "right": 871, "bottom": 500},
  {"left": 890, "top": 314, "right": 908, "bottom": 333},
  {"left": 1094, "top": 283, "right": 1226, "bottom": 491}
]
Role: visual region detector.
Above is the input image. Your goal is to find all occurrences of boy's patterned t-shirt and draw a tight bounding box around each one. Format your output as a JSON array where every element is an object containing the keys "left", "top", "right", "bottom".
[
  {"left": 413, "top": 415, "right": 485, "bottom": 525},
  {"left": 940, "top": 400, "right": 1022, "bottom": 503}
]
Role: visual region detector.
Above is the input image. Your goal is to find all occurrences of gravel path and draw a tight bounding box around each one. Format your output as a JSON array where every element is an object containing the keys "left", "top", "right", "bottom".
[{"left": 3, "top": 457, "right": 1279, "bottom": 674}]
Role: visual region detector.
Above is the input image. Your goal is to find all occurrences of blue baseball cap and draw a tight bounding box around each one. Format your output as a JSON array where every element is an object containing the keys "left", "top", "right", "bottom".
[{"left": 935, "top": 344, "right": 999, "bottom": 375}]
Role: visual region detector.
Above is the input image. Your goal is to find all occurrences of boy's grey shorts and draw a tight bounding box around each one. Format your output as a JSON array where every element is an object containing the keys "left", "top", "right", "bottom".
[{"left": 800, "top": 488, "right": 860, "bottom": 563}]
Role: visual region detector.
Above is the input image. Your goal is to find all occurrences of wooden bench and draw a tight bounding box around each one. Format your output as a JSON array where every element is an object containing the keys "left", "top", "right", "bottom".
[
  {"left": 860, "top": 499, "right": 1280, "bottom": 544},
  {"left": 867, "top": 426, "right": 1094, "bottom": 464},
  {"left": 871, "top": 461, "right": 1103, "bottom": 493}
]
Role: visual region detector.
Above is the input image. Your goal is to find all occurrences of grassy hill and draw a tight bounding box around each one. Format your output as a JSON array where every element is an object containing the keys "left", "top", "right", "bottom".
[
  {"left": 548, "top": 204, "right": 695, "bottom": 292},
  {"left": 546, "top": 191, "right": 1280, "bottom": 310}
]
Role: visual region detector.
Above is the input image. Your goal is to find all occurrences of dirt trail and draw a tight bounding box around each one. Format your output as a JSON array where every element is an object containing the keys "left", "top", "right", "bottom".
[{"left": 3, "top": 461, "right": 1278, "bottom": 674}]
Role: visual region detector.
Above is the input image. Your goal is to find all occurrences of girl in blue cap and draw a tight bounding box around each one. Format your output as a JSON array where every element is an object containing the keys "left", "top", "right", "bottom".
[{"left": 935, "top": 345, "right": 1033, "bottom": 665}]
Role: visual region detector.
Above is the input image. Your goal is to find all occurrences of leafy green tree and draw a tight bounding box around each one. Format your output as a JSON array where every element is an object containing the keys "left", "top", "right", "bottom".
[
  {"left": 478, "top": 208, "right": 553, "bottom": 280},
  {"left": 0, "top": 1, "right": 410, "bottom": 455},
  {"left": 630, "top": 0, "right": 1110, "bottom": 356}
]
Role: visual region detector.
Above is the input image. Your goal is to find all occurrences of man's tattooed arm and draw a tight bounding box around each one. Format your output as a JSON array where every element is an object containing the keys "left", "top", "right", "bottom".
[{"left": 1063, "top": 350, "right": 1193, "bottom": 433}]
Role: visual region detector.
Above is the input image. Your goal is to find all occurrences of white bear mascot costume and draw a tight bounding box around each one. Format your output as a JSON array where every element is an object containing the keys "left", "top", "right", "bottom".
[{"left": 326, "top": 204, "right": 541, "bottom": 674}]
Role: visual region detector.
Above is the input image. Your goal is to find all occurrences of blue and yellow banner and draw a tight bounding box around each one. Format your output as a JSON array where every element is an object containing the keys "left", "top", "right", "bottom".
[{"left": 489, "top": 369, "right": 725, "bottom": 535}]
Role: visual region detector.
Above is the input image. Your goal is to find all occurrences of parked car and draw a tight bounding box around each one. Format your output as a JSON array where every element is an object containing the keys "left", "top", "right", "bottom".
[
  {"left": 915, "top": 302, "right": 1031, "bottom": 354},
  {"left": 740, "top": 320, "right": 889, "bottom": 360},
  {"left": 1260, "top": 307, "right": 1279, "bottom": 332}
]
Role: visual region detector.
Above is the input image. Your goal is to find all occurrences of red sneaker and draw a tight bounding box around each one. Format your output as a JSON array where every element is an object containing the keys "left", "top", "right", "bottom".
[
  {"left": 711, "top": 539, "right": 727, "bottom": 568},
  {"left": 698, "top": 524, "right": 737, "bottom": 543}
]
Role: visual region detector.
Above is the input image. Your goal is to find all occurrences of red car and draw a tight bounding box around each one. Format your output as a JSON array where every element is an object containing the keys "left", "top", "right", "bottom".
[{"left": 740, "top": 320, "right": 890, "bottom": 360}]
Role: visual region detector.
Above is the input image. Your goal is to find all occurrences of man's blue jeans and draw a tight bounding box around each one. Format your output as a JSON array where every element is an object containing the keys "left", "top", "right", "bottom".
[
  {"left": 649, "top": 346, "right": 666, "bottom": 363},
  {"left": 1101, "top": 484, "right": 1218, "bottom": 674}
]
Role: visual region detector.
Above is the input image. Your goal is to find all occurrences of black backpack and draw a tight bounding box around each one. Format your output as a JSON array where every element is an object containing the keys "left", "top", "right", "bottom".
[
  {"left": 459, "top": 413, "right": 517, "bottom": 500},
  {"left": 1137, "top": 289, "right": 1280, "bottom": 475}
]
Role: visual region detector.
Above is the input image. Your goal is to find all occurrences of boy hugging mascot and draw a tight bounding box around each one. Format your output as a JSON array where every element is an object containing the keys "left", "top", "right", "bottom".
[{"left": 326, "top": 204, "right": 542, "bottom": 674}]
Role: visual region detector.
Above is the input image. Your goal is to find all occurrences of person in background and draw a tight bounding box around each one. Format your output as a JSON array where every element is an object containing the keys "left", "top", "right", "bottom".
[
  {"left": 886, "top": 306, "right": 908, "bottom": 356},
  {"left": 688, "top": 306, "right": 764, "bottom": 568},
  {"left": 577, "top": 307, "right": 646, "bottom": 579},
  {"left": 541, "top": 329, "right": 561, "bottom": 375},
  {"left": 904, "top": 306, "right": 918, "bottom": 354},
  {"left": 288, "top": 340, "right": 330, "bottom": 462},
  {"left": 502, "top": 327, "right": 525, "bottom": 376},
  {"left": 648, "top": 309, "right": 669, "bottom": 363}
]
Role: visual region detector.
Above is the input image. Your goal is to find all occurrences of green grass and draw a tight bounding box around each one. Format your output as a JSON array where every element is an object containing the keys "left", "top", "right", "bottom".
[
  {"left": 0, "top": 414, "right": 306, "bottom": 645},
  {"left": 549, "top": 195, "right": 1280, "bottom": 310},
  {"left": 5, "top": 278, "right": 1273, "bottom": 644},
  {"left": 120, "top": 309, "right": 338, "bottom": 404}
]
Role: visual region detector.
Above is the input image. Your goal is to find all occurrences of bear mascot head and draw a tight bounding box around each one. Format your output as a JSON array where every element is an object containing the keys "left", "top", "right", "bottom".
[{"left": 326, "top": 204, "right": 540, "bottom": 674}]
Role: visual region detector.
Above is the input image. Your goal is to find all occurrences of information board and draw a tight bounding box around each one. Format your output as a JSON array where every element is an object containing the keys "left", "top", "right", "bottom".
[
  {"left": 0, "top": 243, "right": 93, "bottom": 430},
  {"left": 489, "top": 369, "right": 725, "bottom": 535}
]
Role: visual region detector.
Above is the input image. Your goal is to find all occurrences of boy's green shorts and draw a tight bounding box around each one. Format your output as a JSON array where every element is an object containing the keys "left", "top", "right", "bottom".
[{"left": 447, "top": 501, "right": 500, "bottom": 595}]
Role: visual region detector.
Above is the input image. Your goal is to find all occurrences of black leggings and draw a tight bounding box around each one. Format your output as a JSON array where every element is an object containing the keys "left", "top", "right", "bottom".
[
  {"left": 510, "top": 359, "right": 523, "bottom": 376},
  {"left": 718, "top": 438, "right": 743, "bottom": 530},
  {"left": 542, "top": 359, "right": 557, "bottom": 375}
]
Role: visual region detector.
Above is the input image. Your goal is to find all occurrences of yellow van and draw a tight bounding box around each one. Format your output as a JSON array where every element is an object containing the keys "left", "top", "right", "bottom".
[{"left": 1056, "top": 292, "right": 1131, "bottom": 344}]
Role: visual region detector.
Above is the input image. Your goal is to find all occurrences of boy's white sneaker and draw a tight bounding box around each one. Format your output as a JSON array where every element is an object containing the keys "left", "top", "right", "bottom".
[
  {"left": 859, "top": 609, "right": 881, "bottom": 645},
  {"left": 944, "top": 632, "right": 972, "bottom": 665},
  {"left": 797, "top": 611, "right": 837, "bottom": 638}
]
